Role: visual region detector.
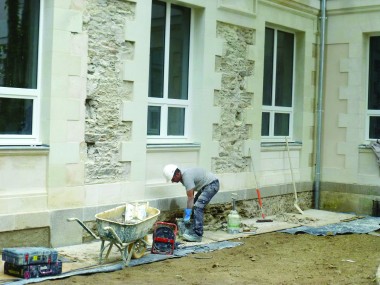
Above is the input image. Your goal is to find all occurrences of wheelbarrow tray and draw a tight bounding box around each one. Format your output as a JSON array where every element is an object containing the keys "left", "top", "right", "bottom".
[{"left": 95, "top": 205, "right": 160, "bottom": 244}]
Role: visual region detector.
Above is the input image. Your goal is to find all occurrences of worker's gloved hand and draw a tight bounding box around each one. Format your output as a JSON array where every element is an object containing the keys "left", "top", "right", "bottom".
[{"left": 183, "top": 208, "right": 192, "bottom": 224}]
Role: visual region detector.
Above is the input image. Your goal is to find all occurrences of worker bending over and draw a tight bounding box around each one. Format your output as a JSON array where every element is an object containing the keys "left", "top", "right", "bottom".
[{"left": 163, "top": 164, "right": 219, "bottom": 242}]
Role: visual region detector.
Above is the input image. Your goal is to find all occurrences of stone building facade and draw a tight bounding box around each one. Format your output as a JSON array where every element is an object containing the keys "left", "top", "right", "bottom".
[{"left": 0, "top": 0, "right": 379, "bottom": 247}]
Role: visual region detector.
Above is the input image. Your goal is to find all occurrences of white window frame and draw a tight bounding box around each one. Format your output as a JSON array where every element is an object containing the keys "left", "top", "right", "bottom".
[
  {"left": 366, "top": 111, "right": 380, "bottom": 141},
  {"left": 147, "top": 1, "right": 193, "bottom": 144},
  {"left": 261, "top": 27, "right": 296, "bottom": 143},
  {"left": 366, "top": 34, "right": 380, "bottom": 141},
  {"left": 0, "top": 0, "right": 43, "bottom": 146}
]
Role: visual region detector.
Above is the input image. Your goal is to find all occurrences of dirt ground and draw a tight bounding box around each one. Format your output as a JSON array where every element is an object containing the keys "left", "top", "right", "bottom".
[{"left": 40, "top": 231, "right": 380, "bottom": 285}]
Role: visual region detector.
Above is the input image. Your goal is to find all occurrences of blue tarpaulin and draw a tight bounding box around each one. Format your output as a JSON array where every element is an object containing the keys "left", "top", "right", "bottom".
[
  {"left": 3, "top": 240, "right": 243, "bottom": 285},
  {"left": 280, "top": 216, "right": 380, "bottom": 236}
]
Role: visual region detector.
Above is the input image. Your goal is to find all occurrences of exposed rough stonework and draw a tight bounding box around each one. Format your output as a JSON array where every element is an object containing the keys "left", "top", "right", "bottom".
[
  {"left": 213, "top": 22, "right": 255, "bottom": 173},
  {"left": 80, "top": 192, "right": 312, "bottom": 242},
  {"left": 83, "top": 0, "right": 135, "bottom": 184}
]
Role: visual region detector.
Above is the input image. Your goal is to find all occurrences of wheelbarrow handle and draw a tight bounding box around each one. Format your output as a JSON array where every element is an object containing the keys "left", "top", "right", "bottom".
[{"left": 67, "top": 218, "right": 99, "bottom": 240}]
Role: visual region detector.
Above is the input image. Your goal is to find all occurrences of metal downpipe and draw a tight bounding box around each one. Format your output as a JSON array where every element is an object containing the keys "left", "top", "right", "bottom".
[{"left": 314, "top": 0, "right": 327, "bottom": 209}]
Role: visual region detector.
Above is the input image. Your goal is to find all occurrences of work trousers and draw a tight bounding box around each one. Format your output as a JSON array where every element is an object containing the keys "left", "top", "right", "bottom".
[{"left": 193, "top": 179, "right": 219, "bottom": 237}]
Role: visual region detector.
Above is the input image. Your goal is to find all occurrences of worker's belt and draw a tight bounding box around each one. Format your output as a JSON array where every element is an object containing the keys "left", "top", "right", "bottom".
[{"left": 199, "top": 179, "right": 218, "bottom": 192}]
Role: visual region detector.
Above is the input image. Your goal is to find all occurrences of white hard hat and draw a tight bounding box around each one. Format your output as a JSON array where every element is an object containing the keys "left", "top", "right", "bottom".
[{"left": 163, "top": 164, "right": 178, "bottom": 182}]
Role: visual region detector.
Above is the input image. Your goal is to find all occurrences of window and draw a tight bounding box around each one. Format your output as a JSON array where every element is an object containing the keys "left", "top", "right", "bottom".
[
  {"left": 0, "top": 0, "right": 42, "bottom": 145},
  {"left": 148, "top": 0, "right": 191, "bottom": 140},
  {"left": 367, "top": 36, "right": 380, "bottom": 140},
  {"left": 261, "top": 27, "right": 295, "bottom": 140}
]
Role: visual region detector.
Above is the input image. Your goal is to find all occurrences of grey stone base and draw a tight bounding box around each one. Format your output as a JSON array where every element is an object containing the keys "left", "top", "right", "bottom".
[{"left": 3, "top": 181, "right": 379, "bottom": 248}]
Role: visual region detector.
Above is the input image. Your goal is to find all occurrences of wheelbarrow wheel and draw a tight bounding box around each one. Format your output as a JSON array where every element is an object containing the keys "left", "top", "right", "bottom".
[{"left": 128, "top": 235, "right": 148, "bottom": 259}]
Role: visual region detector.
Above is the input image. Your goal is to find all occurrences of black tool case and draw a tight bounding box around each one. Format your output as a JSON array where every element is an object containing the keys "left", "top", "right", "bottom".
[
  {"left": 4, "top": 260, "right": 62, "bottom": 279},
  {"left": 2, "top": 247, "right": 62, "bottom": 279}
]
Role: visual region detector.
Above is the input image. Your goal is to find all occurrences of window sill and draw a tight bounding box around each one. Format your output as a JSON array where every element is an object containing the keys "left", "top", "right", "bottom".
[
  {"left": 0, "top": 144, "right": 50, "bottom": 155},
  {"left": 359, "top": 143, "right": 372, "bottom": 149},
  {"left": 261, "top": 141, "right": 302, "bottom": 151},
  {"left": 147, "top": 143, "right": 201, "bottom": 152}
]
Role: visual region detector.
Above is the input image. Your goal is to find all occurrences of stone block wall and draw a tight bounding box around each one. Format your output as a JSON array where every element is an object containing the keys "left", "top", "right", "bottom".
[{"left": 4, "top": 0, "right": 379, "bottom": 248}]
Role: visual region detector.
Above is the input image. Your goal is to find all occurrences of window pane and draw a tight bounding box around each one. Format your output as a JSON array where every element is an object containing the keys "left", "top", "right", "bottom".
[
  {"left": 369, "top": 116, "right": 380, "bottom": 139},
  {"left": 0, "top": 98, "right": 33, "bottom": 134},
  {"left": 261, "top": 112, "right": 270, "bottom": 136},
  {"left": 168, "top": 5, "right": 190, "bottom": 100},
  {"left": 263, "top": 28, "right": 274, "bottom": 106},
  {"left": 274, "top": 113, "right": 290, "bottom": 136},
  {"left": 147, "top": 2, "right": 190, "bottom": 139},
  {"left": 368, "top": 36, "right": 380, "bottom": 110},
  {"left": 168, "top": 107, "right": 185, "bottom": 135},
  {"left": 0, "top": 0, "right": 40, "bottom": 89},
  {"left": 149, "top": 0, "right": 166, "bottom": 99},
  {"left": 275, "top": 31, "right": 294, "bottom": 107},
  {"left": 147, "top": 106, "right": 161, "bottom": 135}
]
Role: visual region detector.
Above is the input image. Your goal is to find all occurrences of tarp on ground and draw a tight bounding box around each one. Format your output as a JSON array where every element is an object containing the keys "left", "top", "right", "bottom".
[
  {"left": 280, "top": 216, "right": 380, "bottom": 236},
  {"left": 1, "top": 240, "right": 243, "bottom": 285}
]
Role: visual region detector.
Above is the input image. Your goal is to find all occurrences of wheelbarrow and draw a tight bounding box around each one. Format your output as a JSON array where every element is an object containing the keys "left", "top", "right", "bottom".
[{"left": 67, "top": 204, "right": 160, "bottom": 266}]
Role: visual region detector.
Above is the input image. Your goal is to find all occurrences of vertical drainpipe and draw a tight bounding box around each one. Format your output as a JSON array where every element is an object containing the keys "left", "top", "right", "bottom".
[{"left": 314, "top": 0, "right": 327, "bottom": 209}]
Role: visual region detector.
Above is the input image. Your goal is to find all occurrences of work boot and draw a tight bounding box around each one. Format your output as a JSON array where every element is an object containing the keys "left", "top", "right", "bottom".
[{"left": 183, "top": 232, "right": 202, "bottom": 242}]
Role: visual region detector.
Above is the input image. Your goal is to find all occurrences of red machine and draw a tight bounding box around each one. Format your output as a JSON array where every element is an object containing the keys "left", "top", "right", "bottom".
[{"left": 151, "top": 222, "right": 177, "bottom": 255}]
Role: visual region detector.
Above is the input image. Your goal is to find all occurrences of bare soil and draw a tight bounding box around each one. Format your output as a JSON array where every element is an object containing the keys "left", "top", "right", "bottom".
[{"left": 41, "top": 232, "right": 380, "bottom": 285}]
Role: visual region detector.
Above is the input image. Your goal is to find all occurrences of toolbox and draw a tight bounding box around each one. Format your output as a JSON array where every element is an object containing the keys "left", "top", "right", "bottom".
[
  {"left": 4, "top": 260, "right": 62, "bottom": 279},
  {"left": 2, "top": 247, "right": 62, "bottom": 279},
  {"left": 2, "top": 247, "right": 59, "bottom": 266},
  {"left": 151, "top": 222, "right": 177, "bottom": 255}
]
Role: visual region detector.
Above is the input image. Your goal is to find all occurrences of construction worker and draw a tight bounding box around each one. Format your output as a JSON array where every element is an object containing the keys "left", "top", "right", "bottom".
[{"left": 163, "top": 164, "right": 219, "bottom": 242}]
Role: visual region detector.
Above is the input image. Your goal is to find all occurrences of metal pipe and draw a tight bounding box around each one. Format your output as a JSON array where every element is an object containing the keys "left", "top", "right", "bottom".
[{"left": 314, "top": 0, "right": 327, "bottom": 209}]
